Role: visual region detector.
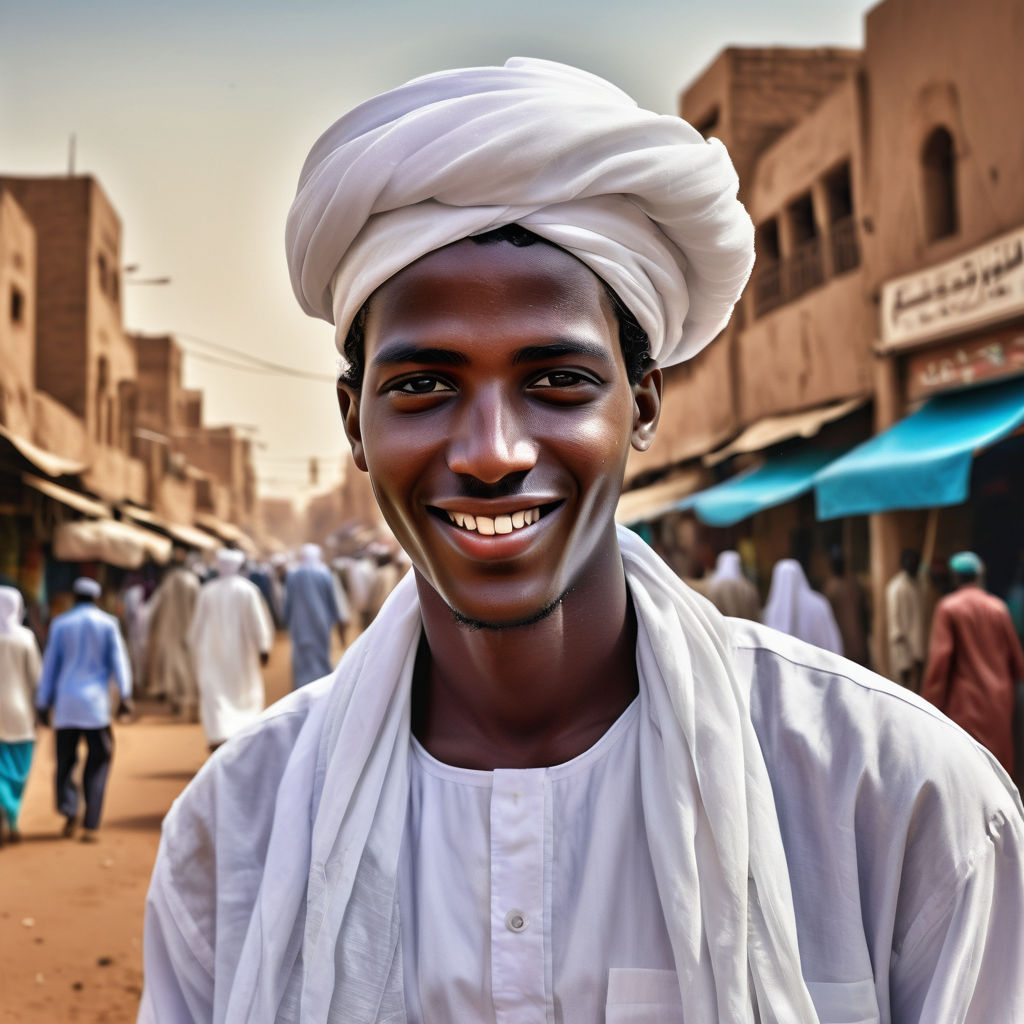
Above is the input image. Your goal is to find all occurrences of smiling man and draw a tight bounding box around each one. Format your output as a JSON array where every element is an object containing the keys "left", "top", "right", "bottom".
[{"left": 140, "top": 59, "right": 1024, "bottom": 1023}]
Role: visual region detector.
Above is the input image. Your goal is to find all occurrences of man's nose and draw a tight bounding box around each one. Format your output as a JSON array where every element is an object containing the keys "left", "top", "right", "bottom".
[{"left": 445, "top": 386, "right": 538, "bottom": 483}]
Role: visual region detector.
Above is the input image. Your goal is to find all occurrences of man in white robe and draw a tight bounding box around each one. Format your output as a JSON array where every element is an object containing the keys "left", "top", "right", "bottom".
[
  {"left": 146, "top": 549, "right": 201, "bottom": 720},
  {"left": 762, "top": 558, "right": 844, "bottom": 656},
  {"left": 140, "top": 59, "right": 1024, "bottom": 1023},
  {"left": 188, "top": 549, "right": 274, "bottom": 751}
]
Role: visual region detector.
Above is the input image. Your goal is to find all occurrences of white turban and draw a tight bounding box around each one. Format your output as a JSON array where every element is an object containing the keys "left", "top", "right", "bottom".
[
  {"left": 286, "top": 57, "right": 754, "bottom": 370},
  {"left": 300, "top": 543, "right": 323, "bottom": 566},
  {"left": 73, "top": 577, "right": 101, "bottom": 599},
  {"left": 216, "top": 548, "right": 246, "bottom": 577},
  {"left": 0, "top": 585, "right": 23, "bottom": 634}
]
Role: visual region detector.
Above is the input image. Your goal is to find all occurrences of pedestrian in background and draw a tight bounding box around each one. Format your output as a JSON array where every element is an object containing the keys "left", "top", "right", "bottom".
[
  {"left": 824, "top": 547, "right": 870, "bottom": 667},
  {"left": 921, "top": 552, "right": 1024, "bottom": 777},
  {"left": 886, "top": 548, "right": 924, "bottom": 690},
  {"left": 145, "top": 547, "right": 200, "bottom": 721},
  {"left": 705, "top": 550, "right": 761, "bottom": 621},
  {"left": 763, "top": 558, "right": 843, "bottom": 655},
  {"left": 35, "top": 577, "right": 133, "bottom": 842},
  {"left": 189, "top": 548, "right": 273, "bottom": 752},
  {"left": 0, "top": 586, "right": 42, "bottom": 845},
  {"left": 283, "top": 543, "right": 348, "bottom": 688}
]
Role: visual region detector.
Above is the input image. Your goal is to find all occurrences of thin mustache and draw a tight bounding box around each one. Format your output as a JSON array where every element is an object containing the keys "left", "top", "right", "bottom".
[{"left": 454, "top": 471, "right": 532, "bottom": 502}]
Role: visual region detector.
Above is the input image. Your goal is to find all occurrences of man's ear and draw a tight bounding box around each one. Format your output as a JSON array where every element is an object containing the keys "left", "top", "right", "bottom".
[
  {"left": 336, "top": 383, "right": 368, "bottom": 472},
  {"left": 630, "top": 367, "right": 662, "bottom": 452}
]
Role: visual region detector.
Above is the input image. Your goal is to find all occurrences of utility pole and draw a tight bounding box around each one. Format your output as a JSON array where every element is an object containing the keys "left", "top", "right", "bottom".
[{"left": 67, "top": 133, "right": 76, "bottom": 175}]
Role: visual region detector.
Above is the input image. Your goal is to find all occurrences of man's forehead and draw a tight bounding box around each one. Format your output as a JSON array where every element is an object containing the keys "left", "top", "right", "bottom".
[{"left": 364, "top": 238, "right": 619, "bottom": 352}]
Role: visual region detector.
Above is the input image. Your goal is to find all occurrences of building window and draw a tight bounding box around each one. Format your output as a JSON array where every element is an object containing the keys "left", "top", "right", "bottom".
[
  {"left": 97, "top": 253, "right": 109, "bottom": 293},
  {"left": 10, "top": 285, "right": 24, "bottom": 324},
  {"left": 752, "top": 219, "right": 783, "bottom": 317},
  {"left": 784, "top": 192, "right": 824, "bottom": 299},
  {"left": 824, "top": 162, "right": 860, "bottom": 275},
  {"left": 922, "top": 126, "right": 958, "bottom": 242}
]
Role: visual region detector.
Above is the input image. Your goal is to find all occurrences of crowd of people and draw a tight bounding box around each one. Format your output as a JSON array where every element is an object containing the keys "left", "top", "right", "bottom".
[{"left": 0, "top": 538, "right": 408, "bottom": 845}]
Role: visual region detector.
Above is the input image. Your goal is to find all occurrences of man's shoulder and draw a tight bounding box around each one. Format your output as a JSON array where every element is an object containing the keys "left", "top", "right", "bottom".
[
  {"left": 165, "top": 676, "right": 332, "bottom": 834},
  {"left": 728, "top": 618, "right": 1020, "bottom": 830}
]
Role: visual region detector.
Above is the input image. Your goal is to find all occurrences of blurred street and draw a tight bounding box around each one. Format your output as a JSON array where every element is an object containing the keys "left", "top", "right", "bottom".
[{"left": 0, "top": 630, "right": 309, "bottom": 1023}]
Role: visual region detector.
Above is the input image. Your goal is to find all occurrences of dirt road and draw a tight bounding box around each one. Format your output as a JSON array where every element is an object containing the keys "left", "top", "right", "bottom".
[{"left": 0, "top": 632, "right": 303, "bottom": 1023}]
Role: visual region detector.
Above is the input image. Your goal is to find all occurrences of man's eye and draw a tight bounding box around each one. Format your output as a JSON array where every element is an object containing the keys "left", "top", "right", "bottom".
[
  {"left": 393, "top": 377, "right": 453, "bottom": 395},
  {"left": 531, "top": 370, "right": 593, "bottom": 388}
]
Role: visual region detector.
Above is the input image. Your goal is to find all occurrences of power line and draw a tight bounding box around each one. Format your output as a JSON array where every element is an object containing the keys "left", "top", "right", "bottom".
[{"left": 174, "top": 330, "right": 337, "bottom": 382}]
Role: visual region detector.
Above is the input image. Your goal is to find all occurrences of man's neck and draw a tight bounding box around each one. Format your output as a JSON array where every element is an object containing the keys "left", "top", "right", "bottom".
[{"left": 411, "top": 547, "right": 638, "bottom": 771}]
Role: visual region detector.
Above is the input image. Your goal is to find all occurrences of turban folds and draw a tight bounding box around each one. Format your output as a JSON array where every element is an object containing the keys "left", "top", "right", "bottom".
[{"left": 286, "top": 57, "right": 754, "bottom": 370}]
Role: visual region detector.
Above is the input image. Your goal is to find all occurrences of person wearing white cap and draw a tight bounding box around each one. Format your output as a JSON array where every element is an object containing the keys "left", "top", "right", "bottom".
[
  {"left": 141, "top": 59, "right": 1024, "bottom": 1022},
  {"left": 187, "top": 549, "right": 274, "bottom": 751},
  {"left": 921, "top": 552, "right": 1024, "bottom": 777},
  {"left": 283, "top": 543, "right": 348, "bottom": 688},
  {"left": 36, "top": 577, "right": 132, "bottom": 842},
  {"left": 0, "top": 586, "right": 42, "bottom": 845},
  {"left": 705, "top": 549, "right": 761, "bottom": 622}
]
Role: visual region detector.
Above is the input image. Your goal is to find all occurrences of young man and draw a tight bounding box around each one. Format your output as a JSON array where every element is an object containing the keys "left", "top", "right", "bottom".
[
  {"left": 140, "top": 59, "right": 1024, "bottom": 1022},
  {"left": 36, "top": 576, "right": 132, "bottom": 842}
]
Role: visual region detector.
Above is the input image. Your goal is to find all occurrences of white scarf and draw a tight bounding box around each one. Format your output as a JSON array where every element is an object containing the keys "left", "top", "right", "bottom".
[{"left": 223, "top": 527, "right": 818, "bottom": 1022}]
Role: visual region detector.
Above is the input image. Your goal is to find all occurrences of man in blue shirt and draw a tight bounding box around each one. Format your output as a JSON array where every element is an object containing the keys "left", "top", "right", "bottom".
[
  {"left": 36, "top": 577, "right": 133, "bottom": 842},
  {"left": 283, "top": 544, "right": 348, "bottom": 687}
]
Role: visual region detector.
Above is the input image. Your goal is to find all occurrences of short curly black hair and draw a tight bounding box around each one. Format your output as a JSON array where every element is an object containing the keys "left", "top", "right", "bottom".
[{"left": 338, "top": 224, "right": 653, "bottom": 389}]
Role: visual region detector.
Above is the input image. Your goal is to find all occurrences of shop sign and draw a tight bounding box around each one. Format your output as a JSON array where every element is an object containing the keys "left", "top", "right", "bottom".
[
  {"left": 906, "top": 327, "right": 1024, "bottom": 401},
  {"left": 881, "top": 226, "right": 1024, "bottom": 350}
]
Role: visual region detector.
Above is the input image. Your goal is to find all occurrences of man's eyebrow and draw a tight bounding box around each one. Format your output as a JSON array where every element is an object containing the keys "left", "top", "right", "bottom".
[
  {"left": 511, "top": 340, "right": 614, "bottom": 365},
  {"left": 370, "top": 342, "right": 469, "bottom": 368}
]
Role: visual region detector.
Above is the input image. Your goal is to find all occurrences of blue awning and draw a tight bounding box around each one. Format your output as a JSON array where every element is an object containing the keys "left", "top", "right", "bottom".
[
  {"left": 677, "top": 448, "right": 842, "bottom": 527},
  {"left": 814, "top": 375, "right": 1024, "bottom": 520}
]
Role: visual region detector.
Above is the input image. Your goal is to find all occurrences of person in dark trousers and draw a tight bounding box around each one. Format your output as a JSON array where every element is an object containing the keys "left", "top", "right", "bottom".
[{"left": 36, "top": 577, "right": 132, "bottom": 842}]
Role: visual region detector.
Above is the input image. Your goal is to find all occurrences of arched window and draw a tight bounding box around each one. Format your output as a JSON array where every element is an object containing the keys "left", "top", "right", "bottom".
[{"left": 922, "top": 127, "right": 958, "bottom": 242}]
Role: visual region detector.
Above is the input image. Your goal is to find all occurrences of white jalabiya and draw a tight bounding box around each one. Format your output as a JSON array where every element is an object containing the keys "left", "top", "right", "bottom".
[
  {"left": 140, "top": 528, "right": 1024, "bottom": 1021},
  {"left": 285, "top": 58, "right": 754, "bottom": 371},
  {"left": 762, "top": 558, "right": 843, "bottom": 656},
  {"left": 188, "top": 572, "right": 274, "bottom": 746}
]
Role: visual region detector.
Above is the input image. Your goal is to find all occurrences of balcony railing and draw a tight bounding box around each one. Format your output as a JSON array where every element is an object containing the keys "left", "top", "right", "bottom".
[{"left": 784, "top": 237, "right": 825, "bottom": 300}]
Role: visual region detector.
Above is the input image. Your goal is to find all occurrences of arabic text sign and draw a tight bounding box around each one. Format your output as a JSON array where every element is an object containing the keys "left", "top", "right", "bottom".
[
  {"left": 906, "top": 327, "right": 1024, "bottom": 401},
  {"left": 881, "top": 226, "right": 1024, "bottom": 350}
]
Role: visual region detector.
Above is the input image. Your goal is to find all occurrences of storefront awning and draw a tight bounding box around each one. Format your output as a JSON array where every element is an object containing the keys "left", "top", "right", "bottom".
[
  {"left": 195, "top": 512, "right": 258, "bottom": 555},
  {"left": 616, "top": 468, "right": 705, "bottom": 525},
  {"left": 814, "top": 375, "right": 1024, "bottom": 520},
  {"left": 23, "top": 473, "right": 109, "bottom": 518},
  {"left": 0, "top": 424, "right": 89, "bottom": 476},
  {"left": 677, "top": 449, "right": 843, "bottom": 527},
  {"left": 703, "top": 397, "right": 865, "bottom": 467},
  {"left": 53, "top": 518, "right": 173, "bottom": 569},
  {"left": 120, "top": 505, "right": 221, "bottom": 552}
]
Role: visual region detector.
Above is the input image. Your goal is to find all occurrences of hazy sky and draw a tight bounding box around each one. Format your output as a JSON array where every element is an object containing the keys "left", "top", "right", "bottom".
[{"left": 1, "top": 0, "right": 876, "bottom": 501}]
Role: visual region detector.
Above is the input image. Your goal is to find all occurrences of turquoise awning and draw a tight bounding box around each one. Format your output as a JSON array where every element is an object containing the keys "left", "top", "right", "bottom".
[
  {"left": 814, "top": 375, "right": 1024, "bottom": 520},
  {"left": 677, "top": 448, "right": 842, "bottom": 527}
]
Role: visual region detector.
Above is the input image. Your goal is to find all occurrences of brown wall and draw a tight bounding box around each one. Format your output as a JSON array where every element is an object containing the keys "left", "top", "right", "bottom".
[
  {"left": 0, "top": 191, "right": 36, "bottom": 436},
  {"left": 862, "top": 0, "right": 1024, "bottom": 292}
]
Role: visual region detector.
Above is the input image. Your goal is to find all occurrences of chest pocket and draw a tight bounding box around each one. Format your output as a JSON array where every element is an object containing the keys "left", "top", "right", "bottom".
[
  {"left": 806, "top": 978, "right": 881, "bottom": 1024},
  {"left": 605, "top": 969, "right": 682, "bottom": 1023}
]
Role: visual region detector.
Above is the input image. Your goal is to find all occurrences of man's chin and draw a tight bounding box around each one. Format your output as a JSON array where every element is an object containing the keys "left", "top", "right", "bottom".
[{"left": 449, "top": 589, "right": 573, "bottom": 632}]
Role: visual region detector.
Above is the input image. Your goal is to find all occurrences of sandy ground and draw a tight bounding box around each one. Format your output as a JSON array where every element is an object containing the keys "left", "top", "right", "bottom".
[{"left": 0, "top": 631, "right": 310, "bottom": 1023}]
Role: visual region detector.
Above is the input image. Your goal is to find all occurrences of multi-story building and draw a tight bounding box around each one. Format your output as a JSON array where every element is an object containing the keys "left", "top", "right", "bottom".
[
  {"left": 0, "top": 175, "right": 145, "bottom": 504},
  {"left": 623, "top": 0, "right": 1024, "bottom": 672}
]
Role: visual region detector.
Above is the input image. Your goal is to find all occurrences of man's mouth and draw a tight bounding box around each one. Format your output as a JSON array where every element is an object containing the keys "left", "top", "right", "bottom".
[{"left": 444, "top": 506, "right": 542, "bottom": 536}]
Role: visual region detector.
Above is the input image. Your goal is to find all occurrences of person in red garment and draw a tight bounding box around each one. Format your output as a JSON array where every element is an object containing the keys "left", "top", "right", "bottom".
[{"left": 922, "top": 551, "right": 1024, "bottom": 775}]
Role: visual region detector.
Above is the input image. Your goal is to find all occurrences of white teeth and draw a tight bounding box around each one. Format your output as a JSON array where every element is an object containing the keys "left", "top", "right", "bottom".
[{"left": 446, "top": 506, "right": 542, "bottom": 534}]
